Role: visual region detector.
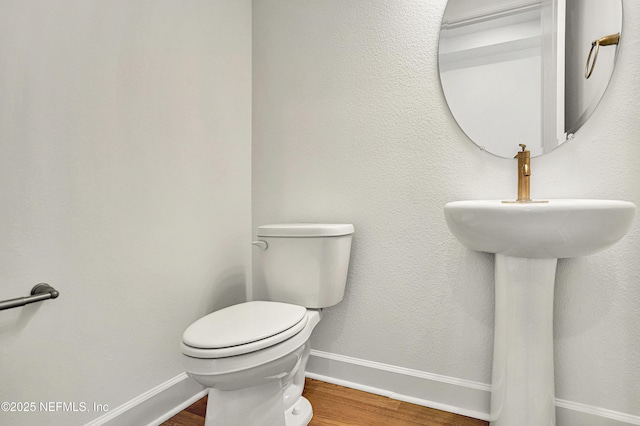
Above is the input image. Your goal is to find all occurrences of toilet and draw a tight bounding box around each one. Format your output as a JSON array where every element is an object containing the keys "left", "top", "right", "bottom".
[{"left": 180, "top": 223, "right": 354, "bottom": 426}]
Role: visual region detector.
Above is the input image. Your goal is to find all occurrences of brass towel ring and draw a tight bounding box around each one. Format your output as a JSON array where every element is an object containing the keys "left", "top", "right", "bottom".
[{"left": 585, "top": 33, "right": 620, "bottom": 79}]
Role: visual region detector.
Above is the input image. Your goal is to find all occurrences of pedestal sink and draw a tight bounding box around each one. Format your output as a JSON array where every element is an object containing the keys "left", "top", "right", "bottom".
[{"left": 444, "top": 199, "right": 636, "bottom": 426}]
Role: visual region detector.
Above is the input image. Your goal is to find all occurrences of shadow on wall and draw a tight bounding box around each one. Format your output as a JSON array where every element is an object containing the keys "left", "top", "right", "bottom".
[
  {"left": 554, "top": 256, "right": 618, "bottom": 338},
  {"left": 445, "top": 244, "right": 495, "bottom": 328},
  {"left": 0, "top": 302, "right": 43, "bottom": 339},
  {"left": 205, "top": 267, "right": 248, "bottom": 313}
]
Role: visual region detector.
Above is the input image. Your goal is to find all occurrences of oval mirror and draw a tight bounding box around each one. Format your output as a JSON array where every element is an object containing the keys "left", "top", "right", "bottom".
[{"left": 438, "top": 0, "right": 622, "bottom": 158}]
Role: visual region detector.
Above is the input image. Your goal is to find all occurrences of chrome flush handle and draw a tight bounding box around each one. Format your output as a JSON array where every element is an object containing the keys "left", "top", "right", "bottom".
[{"left": 251, "top": 241, "right": 268, "bottom": 250}]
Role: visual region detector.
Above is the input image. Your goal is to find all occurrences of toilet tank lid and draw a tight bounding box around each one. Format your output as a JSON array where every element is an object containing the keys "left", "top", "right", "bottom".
[{"left": 257, "top": 223, "right": 354, "bottom": 237}]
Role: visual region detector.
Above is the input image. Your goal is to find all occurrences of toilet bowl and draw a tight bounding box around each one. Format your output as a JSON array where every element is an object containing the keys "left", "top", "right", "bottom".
[
  {"left": 180, "top": 224, "right": 354, "bottom": 426},
  {"left": 181, "top": 303, "right": 321, "bottom": 426}
]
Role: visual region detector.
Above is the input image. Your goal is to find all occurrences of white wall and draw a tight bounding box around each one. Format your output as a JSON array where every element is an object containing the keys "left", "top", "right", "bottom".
[
  {"left": 253, "top": 0, "right": 640, "bottom": 419},
  {"left": 0, "top": 1, "right": 251, "bottom": 425}
]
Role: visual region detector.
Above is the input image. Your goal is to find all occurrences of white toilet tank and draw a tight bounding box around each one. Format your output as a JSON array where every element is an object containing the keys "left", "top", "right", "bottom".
[{"left": 255, "top": 224, "right": 354, "bottom": 308}]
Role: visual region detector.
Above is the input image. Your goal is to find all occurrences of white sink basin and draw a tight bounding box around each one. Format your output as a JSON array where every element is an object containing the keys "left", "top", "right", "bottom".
[
  {"left": 444, "top": 198, "right": 636, "bottom": 425},
  {"left": 444, "top": 199, "right": 636, "bottom": 258}
]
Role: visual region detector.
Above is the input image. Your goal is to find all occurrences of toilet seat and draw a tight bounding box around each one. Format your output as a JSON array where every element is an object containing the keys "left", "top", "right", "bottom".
[{"left": 182, "top": 301, "right": 308, "bottom": 359}]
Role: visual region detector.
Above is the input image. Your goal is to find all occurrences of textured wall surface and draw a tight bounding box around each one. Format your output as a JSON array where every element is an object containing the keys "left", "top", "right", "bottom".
[
  {"left": 253, "top": 0, "right": 640, "bottom": 416},
  {"left": 0, "top": 1, "right": 251, "bottom": 425}
]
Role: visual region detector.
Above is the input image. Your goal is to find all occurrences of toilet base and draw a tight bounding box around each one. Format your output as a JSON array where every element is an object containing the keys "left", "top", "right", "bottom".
[
  {"left": 285, "top": 396, "right": 313, "bottom": 426},
  {"left": 203, "top": 385, "right": 312, "bottom": 426}
]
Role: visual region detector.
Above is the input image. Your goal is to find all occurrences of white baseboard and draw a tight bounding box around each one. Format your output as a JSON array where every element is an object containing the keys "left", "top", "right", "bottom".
[
  {"left": 306, "top": 349, "right": 491, "bottom": 421},
  {"left": 84, "top": 373, "right": 207, "bottom": 426},
  {"left": 306, "top": 349, "right": 640, "bottom": 426},
  {"left": 556, "top": 399, "right": 640, "bottom": 426},
  {"left": 82, "top": 351, "right": 640, "bottom": 426}
]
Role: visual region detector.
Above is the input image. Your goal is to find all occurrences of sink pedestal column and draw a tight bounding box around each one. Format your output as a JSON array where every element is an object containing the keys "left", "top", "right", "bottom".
[{"left": 490, "top": 254, "right": 557, "bottom": 426}]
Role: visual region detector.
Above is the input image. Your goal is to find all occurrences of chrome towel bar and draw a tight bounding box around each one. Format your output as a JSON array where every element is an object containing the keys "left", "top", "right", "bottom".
[{"left": 0, "top": 283, "right": 59, "bottom": 311}]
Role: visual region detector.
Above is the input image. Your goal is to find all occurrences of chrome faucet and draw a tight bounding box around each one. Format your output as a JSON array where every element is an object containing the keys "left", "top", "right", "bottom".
[{"left": 515, "top": 144, "right": 531, "bottom": 202}]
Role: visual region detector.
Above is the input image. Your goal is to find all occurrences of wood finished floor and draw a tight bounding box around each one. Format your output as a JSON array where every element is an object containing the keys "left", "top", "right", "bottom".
[{"left": 161, "top": 378, "right": 488, "bottom": 426}]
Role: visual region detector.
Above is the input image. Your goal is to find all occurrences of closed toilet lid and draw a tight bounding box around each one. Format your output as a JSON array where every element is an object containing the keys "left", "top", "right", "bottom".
[{"left": 182, "top": 301, "right": 307, "bottom": 357}]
